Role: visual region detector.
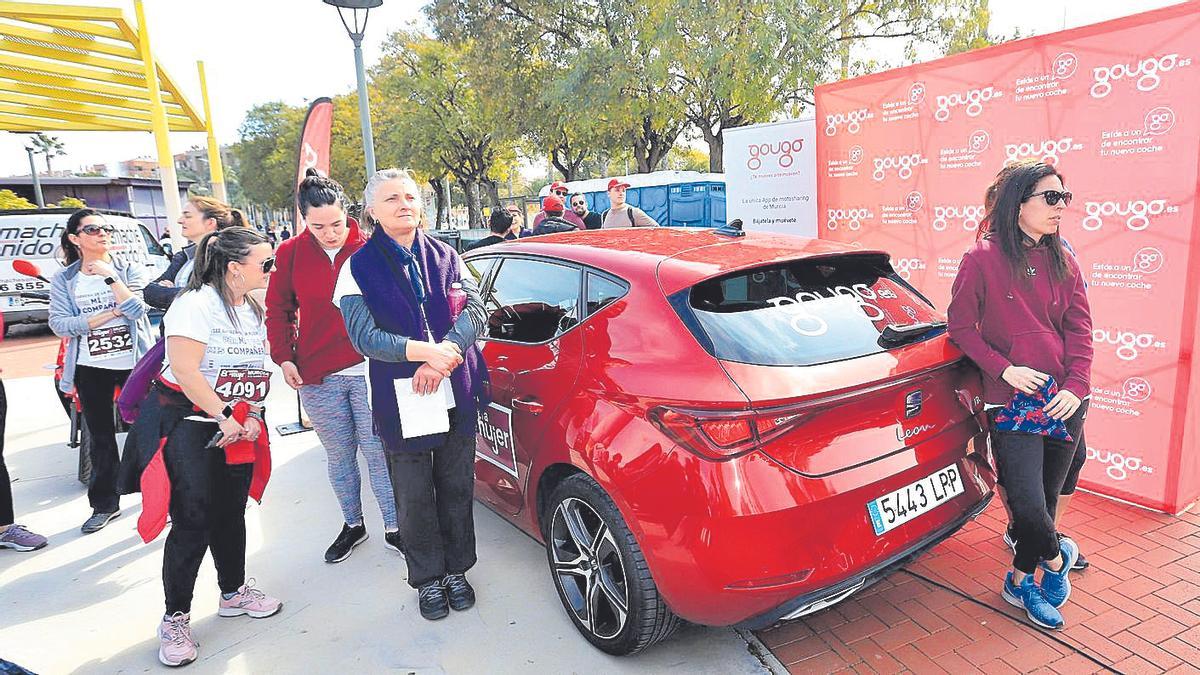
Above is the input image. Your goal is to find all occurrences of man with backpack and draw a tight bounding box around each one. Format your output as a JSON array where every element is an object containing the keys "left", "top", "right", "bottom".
[{"left": 601, "top": 178, "right": 659, "bottom": 228}]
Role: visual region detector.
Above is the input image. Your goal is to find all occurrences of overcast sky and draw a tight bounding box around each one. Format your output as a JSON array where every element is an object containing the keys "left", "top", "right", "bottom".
[{"left": 0, "top": 0, "right": 1184, "bottom": 178}]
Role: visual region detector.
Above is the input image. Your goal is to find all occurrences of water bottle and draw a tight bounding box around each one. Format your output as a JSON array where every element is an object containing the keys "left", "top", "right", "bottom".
[{"left": 448, "top": 282, "right": 467, "bottom": 319}]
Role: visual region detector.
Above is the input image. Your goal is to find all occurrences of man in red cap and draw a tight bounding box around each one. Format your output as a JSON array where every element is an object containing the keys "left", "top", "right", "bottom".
[
  {"left": 523, "top": 195, "right": 578, "bottom": 237},
  {"left": 602, "top": 178, "right": 659, "bottom": 228},
  {"left": 532, "top": 181, "right": 585, "bottom": 230}
]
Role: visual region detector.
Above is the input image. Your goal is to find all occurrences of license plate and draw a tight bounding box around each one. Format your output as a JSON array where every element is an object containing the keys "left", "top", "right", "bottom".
[{"left": 867, "top": 464, "right": 964, "bottom": 536}]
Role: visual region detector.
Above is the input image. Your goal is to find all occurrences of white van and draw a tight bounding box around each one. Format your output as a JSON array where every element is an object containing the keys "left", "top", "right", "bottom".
[{"left": 1, "top": 208, "right": 171, "bottom": 335}]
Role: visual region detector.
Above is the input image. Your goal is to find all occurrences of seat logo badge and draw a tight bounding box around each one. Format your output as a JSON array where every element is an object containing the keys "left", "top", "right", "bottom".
[{"left": 904, "top": 390, "right": 923, "bottom": 418}]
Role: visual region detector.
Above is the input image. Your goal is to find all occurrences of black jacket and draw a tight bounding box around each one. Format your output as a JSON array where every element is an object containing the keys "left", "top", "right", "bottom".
[
  {"left": 524, "top": 216, "right": 576, "bottom": 238},
  {"left": 144, "top": 244, "right": 197, "bottom": 310},
  {"left": 467, "top": 234, "right": 506, "bottom": 251}
]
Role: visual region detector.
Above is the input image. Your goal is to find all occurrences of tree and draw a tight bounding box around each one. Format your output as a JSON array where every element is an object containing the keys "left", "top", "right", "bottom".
[
  {"left": 428, "top": 0, "right": 688, "bottom": 174},
  {"left": 371, "top": 31, "right": 521, "bottom": 228},
  {"left": 231, "top": 102, "right": 305, "bottom": 210},
  {"left": 29, "top": 133, "right": 66, "bottom": 174},
  {"left": 0, "top": 189, "right": 36, "bottom": 210}
]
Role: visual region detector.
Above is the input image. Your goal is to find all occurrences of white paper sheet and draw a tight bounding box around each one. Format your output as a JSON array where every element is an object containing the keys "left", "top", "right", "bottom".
[{"left": 394, "top": 377, "right": 454, "bottom": 439}]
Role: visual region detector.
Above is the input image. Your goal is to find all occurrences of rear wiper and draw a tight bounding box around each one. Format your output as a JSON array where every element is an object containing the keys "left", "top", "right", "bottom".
[{"left": 880, "top": 321, "right": 947, "bottom": 345}]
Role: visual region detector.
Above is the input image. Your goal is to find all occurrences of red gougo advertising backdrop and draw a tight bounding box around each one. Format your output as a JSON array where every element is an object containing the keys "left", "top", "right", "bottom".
[{"left": 816, "top": 4, "right": 1200, "bottom": 513}]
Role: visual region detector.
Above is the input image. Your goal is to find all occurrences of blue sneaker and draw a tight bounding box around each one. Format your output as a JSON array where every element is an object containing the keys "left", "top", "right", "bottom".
[
  {"left": 1040, "top": 536, "right": 1079, "bottom": 608},
  {"left": 1002, "top": 572, "right": 1064, "bottom": 629}
]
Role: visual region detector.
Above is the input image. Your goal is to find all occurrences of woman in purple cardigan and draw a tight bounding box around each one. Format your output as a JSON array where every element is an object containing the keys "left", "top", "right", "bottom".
[
  {"left": 948, "top": 160, "right": 1093, "bottom": 631},
  {"left": 333, "top": 168, "right": 488, "bottom": 621}
]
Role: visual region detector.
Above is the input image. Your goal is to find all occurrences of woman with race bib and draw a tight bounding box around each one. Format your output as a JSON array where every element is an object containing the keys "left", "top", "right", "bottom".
[
  {"left": 49, "top": 208, "right": 154, "bottom": 534},
  {"left": 948, "top": 160, "right": 1092, "bottom": 631},
  {"left": 265, "top": 169, "right": 401, "bottom": 563},
  {"left": 150, "top": 227, "right": 282, "bottom": 667}
]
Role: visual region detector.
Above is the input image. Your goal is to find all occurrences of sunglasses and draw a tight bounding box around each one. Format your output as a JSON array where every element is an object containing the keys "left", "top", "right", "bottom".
[
  {"left": 79, "top": 224, "right": 115, "bottom": 236},
  {"left": 259, "top": 256, "right": 275, "bottom": 274},
  {"left": 1025, "top": 190, "right": 1072, "bottom": 207},
  {"left": 553, "top": 190, "right": 568, "bottom": 196}
]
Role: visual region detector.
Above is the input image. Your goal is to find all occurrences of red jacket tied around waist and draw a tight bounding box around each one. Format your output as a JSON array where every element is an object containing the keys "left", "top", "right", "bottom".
[
  {"left": 947, "top": 238, "right": 1093, "bottom": 406},
  {"left": 265, "top": 218, "right": 366, "bottom": 384},
  {"left": 137, "top": 400, "right": 271, "bottom": 543}
]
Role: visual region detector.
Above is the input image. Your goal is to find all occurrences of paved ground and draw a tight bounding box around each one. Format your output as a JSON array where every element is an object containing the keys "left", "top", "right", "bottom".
[
  {"left": 6, "top": 330, "right": 1200, "bottom": 674},
  {"left": 0, "top": 367, "right": 771, "bottom": 674},
  {"left": 755, "top": 490, "right": 1200, "bottom": 674}
]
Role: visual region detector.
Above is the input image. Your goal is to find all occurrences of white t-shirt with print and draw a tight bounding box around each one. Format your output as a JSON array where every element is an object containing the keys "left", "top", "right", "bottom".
[
  {"left": 74, "top": 272, "right": 135, "bottom": 370},
  {"left": 161, "top": 286, "right": 269, "bottom": 404}
]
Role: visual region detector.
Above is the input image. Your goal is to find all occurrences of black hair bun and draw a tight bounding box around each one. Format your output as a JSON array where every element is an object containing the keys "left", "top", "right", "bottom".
[{"left": 305, "top": 168, "right": 321, "bottom": 178}]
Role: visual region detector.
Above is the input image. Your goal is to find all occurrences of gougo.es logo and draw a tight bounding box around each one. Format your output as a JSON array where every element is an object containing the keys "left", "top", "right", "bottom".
[
  {"left": 826, "top": 207, "right": 873, "bottom": 231},
  {"left": 892, "top": 257, "right": 926, "bottom": 280},
  {"left": 934, "top": 86, "right": 1001, "bottom": 121},
  {"left": 932, "top": 205, "right": 984, "bottom": 232},
  {"left": 747, "top": 138, "right": 805, "bottom": 170},
  {"left": 1004, "top": 137, "right": 1078, "bottom": 165},
  {"left": 1086, "top": 446, "right": 1152, "bottom": 482},
  {"left": 1092, "top": 327, "right": 1165, "bottom": 361},
  {"left": 1091, "top": 53, "right": 1191, "bottom": 99},
  {"left": 1132, "top": 246, "right": 1164, "bottom": 274},
  {"left": 1081, "top": 199, "right": 1172, "bottom": 232},
  {"left": 825, "top": 108, "right": 873, "bottom": 136},
  {"left": 872, "top": 152, "right": 925, "bottom": 181}
]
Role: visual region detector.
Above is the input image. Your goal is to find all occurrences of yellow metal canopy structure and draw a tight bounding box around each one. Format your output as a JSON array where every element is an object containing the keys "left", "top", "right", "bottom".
[{"left": 0, "top": 0, "right": 227, "bottom": 235}]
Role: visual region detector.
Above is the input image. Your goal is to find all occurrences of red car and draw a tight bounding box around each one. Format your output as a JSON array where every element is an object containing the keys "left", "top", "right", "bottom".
[{"left": 464, "top": 227, "right": 996, "bottom": 655}]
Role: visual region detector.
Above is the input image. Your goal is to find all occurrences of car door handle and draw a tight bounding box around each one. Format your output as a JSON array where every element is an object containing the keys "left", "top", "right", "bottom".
[{"left": 511, "top": 397, "right": 543, "bottom": 415}]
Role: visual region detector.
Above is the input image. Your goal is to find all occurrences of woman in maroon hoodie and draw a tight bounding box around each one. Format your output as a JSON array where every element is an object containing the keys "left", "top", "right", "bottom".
[
  {"left": 265, "top": 170, "right": 400, "bottom": 563},
  {"left": 948, "top": 160, "right": 1092, "bottom": 630}
]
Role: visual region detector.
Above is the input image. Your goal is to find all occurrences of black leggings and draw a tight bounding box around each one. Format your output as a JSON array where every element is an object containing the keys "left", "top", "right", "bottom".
[
  {"left": 386, "top": 430, "right": 477, "bottom": 589},
  {"left": 74, "top": 364, "right": 129, "bottom": 514},
  {"left": 990, "top": 402, "right": 1088, "bottom": 574},
  {"left": 161, "top": 419, "right": 253, "bottom": 614},
  {"left": 1, "top": 379, "right": 12, "bottom": 526}
]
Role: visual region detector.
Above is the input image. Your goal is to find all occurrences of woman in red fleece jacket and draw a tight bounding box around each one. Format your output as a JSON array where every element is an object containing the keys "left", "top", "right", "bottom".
[
  {"left": 265, "top": 170, "right": 400, "bottom": 564},
  {"left": 948, "top": 160, "right": 1092, "bottom": 631}
]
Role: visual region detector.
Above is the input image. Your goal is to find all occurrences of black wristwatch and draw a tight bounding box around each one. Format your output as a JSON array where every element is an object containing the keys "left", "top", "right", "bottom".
[
  {"left": 213, "top": 404, "right": 235, "bottom": 422},
  {"left": 103, "top": 276, "right": 117, "bottom": 286}
]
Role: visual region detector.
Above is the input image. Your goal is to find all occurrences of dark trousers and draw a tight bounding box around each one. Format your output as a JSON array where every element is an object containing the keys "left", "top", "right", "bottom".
[
  {"left": 162, "top": 419, "right": 253, "bottom": 614},
  {"left": 990, "top": 403, "right": 1088, "bottom": 574},
  {"left": 386, "top": 430, "right": 477, "bottom": 589},
  {"left": 74, "top": 364, "right": 130, "bottom": 514},
  {"left": 1, "top": 379, "right": 12, "bottom": 526}
]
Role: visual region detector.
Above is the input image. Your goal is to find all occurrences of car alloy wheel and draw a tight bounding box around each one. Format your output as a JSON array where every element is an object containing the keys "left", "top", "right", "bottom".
[{"left": 549, "top": 496, "right": 629, "bottom": 640}]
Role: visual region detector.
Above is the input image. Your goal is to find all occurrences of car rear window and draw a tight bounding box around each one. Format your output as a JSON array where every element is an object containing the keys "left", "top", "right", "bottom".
[{"left": 677, "top": 254, "right": 943, "bottom": 366}]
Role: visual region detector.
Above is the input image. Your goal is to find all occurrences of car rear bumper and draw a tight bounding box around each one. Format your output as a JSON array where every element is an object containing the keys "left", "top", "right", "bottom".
[
  {"left": 625, "top": 423, "right": 996, "bottom": 627},
  {"left": 734, "top": 489, "right": 993, "bottom": 630}
]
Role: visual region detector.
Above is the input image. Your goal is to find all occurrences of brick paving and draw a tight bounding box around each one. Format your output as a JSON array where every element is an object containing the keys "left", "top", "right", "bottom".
[{"left": 755, "top": 491, "right": 1200, "bottom": 674}]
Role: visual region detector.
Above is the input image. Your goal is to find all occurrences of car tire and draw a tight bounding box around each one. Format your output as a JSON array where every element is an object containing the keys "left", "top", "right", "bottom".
[{"left": 544, "top": 474, "right": 681, "bottom": 655}]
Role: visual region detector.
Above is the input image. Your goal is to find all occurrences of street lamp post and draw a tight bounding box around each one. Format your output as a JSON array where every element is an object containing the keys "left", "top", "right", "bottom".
[
  {"left": 23, "top": 145, "right": 45, "bottom": 208},
  {"left": 324, "top": 0, "right": 381, "bottom": 177}
]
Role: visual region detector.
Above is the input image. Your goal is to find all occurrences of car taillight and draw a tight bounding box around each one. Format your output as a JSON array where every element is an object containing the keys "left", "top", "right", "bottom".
[{"left": 648, "top": 406, "right": 809, "bottom": 461}]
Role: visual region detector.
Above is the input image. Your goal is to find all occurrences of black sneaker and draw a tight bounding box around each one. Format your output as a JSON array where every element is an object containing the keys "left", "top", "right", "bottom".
[
  {"left": 418, "top": 581, "right": 450, "bottom": 620},
  {"left": 324, "top": 523, "right": 368, "bottom": 564},
  {"left": 1057, "top": 533, "right": 1089, "bottom": 571},
  {"left": 81, "top": 509, "right": 120, "bottom": 534},
  {"left": 384, "top": 530, "right": 405, "bottom": 556},
  {"left": 443, "top": 573, "right": 475, "bottom": 611}
]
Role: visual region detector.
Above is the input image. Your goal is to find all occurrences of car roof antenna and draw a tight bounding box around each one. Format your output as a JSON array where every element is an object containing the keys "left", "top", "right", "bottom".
[{"left": 715, "top": 218, "right": 745, "bottom": 238}]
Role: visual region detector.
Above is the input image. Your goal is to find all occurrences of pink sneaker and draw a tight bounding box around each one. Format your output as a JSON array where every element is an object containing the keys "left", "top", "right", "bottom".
[
  {"left": 218, "top": 579, "right": 282, "bottom": 618},
  {"left": 158, "top": 612, "right": 198, "bottom": 667}
]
